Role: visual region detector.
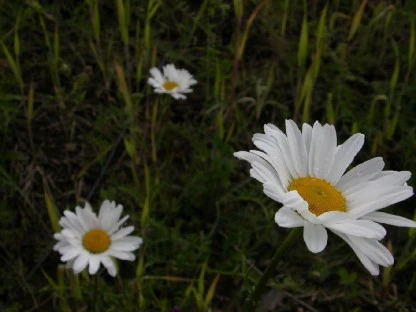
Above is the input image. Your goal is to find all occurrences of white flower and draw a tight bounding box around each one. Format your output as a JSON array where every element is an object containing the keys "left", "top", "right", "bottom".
[
  {"left": 147, "top": 64, "right": 197, "bottom": 99},
  {"left": 234, "top": 120, "right": 416, "bottom": 275},
  {"left": 53, "top": 200, "right": 143, "bottom": 276}
]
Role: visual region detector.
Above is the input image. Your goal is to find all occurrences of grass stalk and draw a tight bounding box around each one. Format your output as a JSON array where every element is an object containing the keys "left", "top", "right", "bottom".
[{"left": 246, "top": 228, "right": 301, "bottom": 310}]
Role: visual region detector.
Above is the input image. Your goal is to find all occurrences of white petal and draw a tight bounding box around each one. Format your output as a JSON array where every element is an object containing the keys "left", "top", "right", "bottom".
[
  {"left": 100, "top": 200, "right": 123, "bottom": 231},
  {"left": 251, "top": 161, "right": 280, "bottom": 188},
  {"left": 318, "top": 211, "right": 353, "bottom": 223},
  {"left": 285, "top": 120, "right": 308, "bottom": 177},
  {"left": 303, "top": 222, "right": 327, "bottom": 253},
  {"left": 111, "top": 226, "right": 135, "bottom": 240},
  {"left": 63, "top": 210, "right": 86, "bottom": 233},
  {"left": 316, "top": 124, "right": 337, "bottom": 179},
  {"left": 60, "top": 247, "right": 80, "bottom": 261},
  {"left": 171, "top": 92, "right": 186, "bottom": 100},
  {"left": 362, "top": 211, "right": 416, "bottom": 228},
  {"left": 262, "top": 125, "right": 297, "bottom": 180},
  {"left": 250, "top": 150, "right": 289, "bottom": 192},
  {"left": 53, "top": 241, "right": 67, "bottom": 251},
  {"left": 263, "top": 183, "right": 285, "bottom": 202},
  {"left": 101, "top": 256, "right": 117, "bottom": 277},
  {"left": 326, "top": 219, "right": 386, "bottom": 239},
  {"left": 336, "top": 157, "right": 384, "bottom": 192},
  {"left": 149, "top": 67, "right": 165, "bottom": 84},
  {"left": 108, "top": 215, "right": 130, "bottom": 235},
  {"left": 234, "top": 151, "right": 282, "bottom": 187},
  {"left": 109, "top": 250, "right": 135, "bottom": 261},
  {"left": 307, "top": 121, "right": 323, "bottom": 177},
  {"left": 250, "top": 168, "right": 263, "bottom": 183},
  {"left": 78, "top": 205, "right": 97, "bottom": 230},
  {"left": 348, "top": 187, "right": 413, "bottom": 218},
  {"left": 275, "top": 207, "right": 304, "bottom": 227},
  {"left": 73, "top": 253, "right": 89, "bottom": 274},
  {"left": 327, "top": 133, "right": 364, "bottom": 185},
  {"left": 88, "top": 256, "right": 101, "bottom": 275},
  {"left": 301, "top": 123, "right": 313, "bottom": 153},
  {"left": 281, "top": 191, "right": 308, "bottom": 211},
  {"left": 111, "top": 237, "right": 143, "bottom": 251},
  {"left": 147, "top": 77, "right": 162, "bottom": 88},
  {"left": 349, "top": 236, "right": 394, "bottom": 266},
  {"left": 333, "top": 230, "right": 380, "bottom": 275}
]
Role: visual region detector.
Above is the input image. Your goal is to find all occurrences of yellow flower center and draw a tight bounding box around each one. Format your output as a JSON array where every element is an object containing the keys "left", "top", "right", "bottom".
[
  {"left": 163, "top": 81, "right": 178, "bottom": 91},
  {"left": 288, "top": 177, "right": 347, "bottom": 216},
  {"left": 82, "top": 229, "right": 110, "bottom": 253}
]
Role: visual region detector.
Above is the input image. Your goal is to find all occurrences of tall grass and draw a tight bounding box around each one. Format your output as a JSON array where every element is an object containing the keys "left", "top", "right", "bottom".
[{"left": 1, "top": 1, "right": 416, "bottom": 311}]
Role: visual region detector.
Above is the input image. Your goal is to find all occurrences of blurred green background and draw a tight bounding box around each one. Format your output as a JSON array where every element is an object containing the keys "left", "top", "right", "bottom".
[{"left": 1, "top": 0, "right": 416, "bottom": 311}]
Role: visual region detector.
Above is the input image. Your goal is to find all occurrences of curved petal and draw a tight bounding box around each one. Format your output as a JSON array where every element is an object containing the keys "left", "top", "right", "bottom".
[
  {"left": 362, "top": 211, "right": 416, "bottom": 228},
  {"left": 251, "top": 150, "right": 289, "bottom": 192},
  {"left": 303, "top": 222, "right": 327, "bottom": 253},
  {"left": 234, "top": 151, "right": 271, "bottom": 183},
  {"left": 111, "top": 226, "right": 135, "bottom": 240},
  {"left": 301, "top": 123, "right": 313, "bottom": 153},
  {"left": 327, "top": 133, "right": 364, "bottom": 185},
  {"left": 348, "top": 236, "right": 394, "bottom": 267},
  {"left": 111, "top": 238, "right": 143, "bottom": 251},
  {"left": 275, "top": 207, "right": 304, "bottom": 227},
  {"left": 263, "top": 124, "right": 297, "bottom": 179},
  {"left": 285, "top": 120, "right": 308, "bottom": 177},
  {"left": 149, "top": 67, "right": 164, "bottom": 83},
  {"left": 251, "top": 161, "right": 280, "bottom": 186},
  {"left": 325, "top": 219, "right": 386, "bottom": 239},
  {"left": 336, "top": 157, "right": 384, "bottom": 192},
  {"left": 88, "top": 256, "right": 101, "bottom": 275},
  {"left": 348, "top": 187, "right": 413, "bottom": 218},
  {"left": 108, "top": 250, "right": 136, "bottom": 261},
  {"left": 332, "top": 230, "right": 380, "bottom": 275},
  {"left": 101, "top": 256, "right": 117, "bottom": 277},
  {"left": 263, "top": 183, "right": 285, "bottom": 203},
  {"left": 73, "top": 253, "right": 89, "bottom": 274}
]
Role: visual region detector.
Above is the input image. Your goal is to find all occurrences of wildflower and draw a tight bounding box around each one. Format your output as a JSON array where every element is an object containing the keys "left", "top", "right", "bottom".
[
  {"left": 53, "top": 200, "right": 143, "bottom": 276},
  {"left": 234, "top": 120, "right": 416, "bottom": 275},
  {"left": 147, "top": 64, "right": 197, "bottom": 99}
]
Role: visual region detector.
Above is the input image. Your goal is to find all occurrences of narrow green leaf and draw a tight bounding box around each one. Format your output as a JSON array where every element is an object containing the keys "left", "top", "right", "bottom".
[
  {"left": 409, "top": 16, "right": 415, "bottom": 67},
  {"left": 348, "top": 0, "right": 368, "bottom": 41},
  {"left": 27, "top": 83, "right": 34, "bottom": 124},
  {"left": 316, "top": 5, "right": 328, "bottom": 50},
  {"left": 14, "top": 12, "right": 21, "bottom": 56},
  {"left": 116, "top": 0, "right": 129, "bottom": 45},
  {"left": 204, "top": 274, "right": 220, "bottom": 306},
  {"left": 390, "top": 42, "right": 400, "bottom": 93},
  {"left": 44, "top": 185, "right": 61, "bottom": 233},
  {"left": 297, "top": 12, "right": 309, "bottom": 68},
  {"left": 1, "top": 42, "right": 22, "bottom": 88}
]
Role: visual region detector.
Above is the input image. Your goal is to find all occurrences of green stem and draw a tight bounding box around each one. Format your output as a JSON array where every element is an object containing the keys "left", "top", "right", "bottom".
[
  {"left": 151, "top": 98, "right": 158, "bottom": 163},
  {"left": 91, "top": 274, "right": 99, "bottom": 312},
  {"left": 247, "top": 228, "right": 302, "bottom": 310}
]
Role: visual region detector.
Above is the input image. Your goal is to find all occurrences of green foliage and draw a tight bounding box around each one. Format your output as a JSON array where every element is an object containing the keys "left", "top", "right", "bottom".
[{"left": 1, "top": 0, "right": 416, "bottom": 310}]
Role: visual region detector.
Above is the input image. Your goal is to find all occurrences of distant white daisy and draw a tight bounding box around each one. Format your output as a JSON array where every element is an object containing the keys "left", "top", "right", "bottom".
[
  {"left": 234, "top": 120, "right": 416, "bottom": 275},
  {"left": 53, "top": 200, "right": 143, "bottom": 276},
  {"left": 147, "top": 64, "right": 197, "bottom": 100}
]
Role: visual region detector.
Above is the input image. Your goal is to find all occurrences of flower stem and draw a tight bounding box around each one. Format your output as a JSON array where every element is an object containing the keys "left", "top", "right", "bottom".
[{"left": 247, "top": 228, "right": 301, "bottom": 310}]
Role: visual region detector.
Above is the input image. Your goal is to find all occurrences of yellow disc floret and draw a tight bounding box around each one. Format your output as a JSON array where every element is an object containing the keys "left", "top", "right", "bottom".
[
  {"left": 288, "top": 177, "right": 347, "bottom": 216},
  {"left": 163, "top": 81, "right": 178, "bottom": 91},
  {"left": 82, "top": 229, "right": 110, "bottom": 253}
]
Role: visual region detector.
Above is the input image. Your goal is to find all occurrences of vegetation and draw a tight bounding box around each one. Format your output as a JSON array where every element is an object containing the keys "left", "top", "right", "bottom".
[{"left": 1, "top": 0, "right": 416, "bottom": 310}]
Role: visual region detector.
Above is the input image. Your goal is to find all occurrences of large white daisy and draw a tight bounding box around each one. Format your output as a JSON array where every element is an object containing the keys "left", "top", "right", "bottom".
[
  {"left": 234, "top": 120, "right": 416, "bottom": 275},
  {"left": 53, "top": 200, "right": 143, "bottom": 276},
  {"left": 147, "top": 64, "right": 197, "bottom": 100}
]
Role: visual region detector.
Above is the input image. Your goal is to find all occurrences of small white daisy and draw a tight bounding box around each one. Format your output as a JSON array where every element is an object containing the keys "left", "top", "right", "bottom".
[
  {"left": 53, "top": 200, "right": 143, "bottom": 277},
  {"left": 147, "top": 63, "right": 197, "bottom": 100},
  {"left": 234, "top": 120, "right": 416, "bottom": 275}
]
